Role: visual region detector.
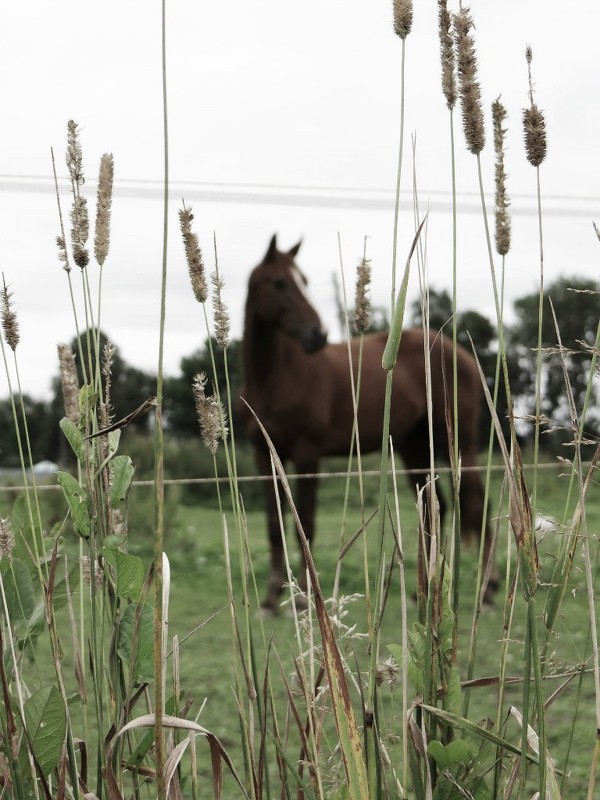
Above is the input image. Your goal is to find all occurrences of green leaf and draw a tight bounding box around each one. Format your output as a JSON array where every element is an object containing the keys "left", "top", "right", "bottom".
[
  {"left": 104, "top": 534, "right": 128, "bottom": 551},
  {"left": 109, "top": 455, "right": 135, "bottom": 507},
  {"left": 115, "top": 552, "right": 145, "bottom": 601},
  {"left": 0, "top": 558, "right": 36, "bottom": 623},
  {"left": 428, "top": 740, "right": 449, "bottom": 769},
  {"left": 59, "top": 417, "right": 86, "bottom": 464},
  {"left": 118, "top": 604, "right": 154, "bottom": 683},
  {"left": 443, "top": 665, "right": 462, "bottom": 716},
  {"left": 24, "top": 685, "right": 66, "bottom": 776},
  {"left": 444, "top": 739, "right": 473, "bottom": 766},
  {"left": 57, "top": 472, "right": 91, "bottom": 539}
]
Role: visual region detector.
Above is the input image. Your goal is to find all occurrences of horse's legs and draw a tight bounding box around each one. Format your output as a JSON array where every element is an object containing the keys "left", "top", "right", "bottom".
[
  {"left": 254, "top": 444, "right": 288, "bottom": 613},
  {"left": 292, "top": 442, "right": 320, "bottom": 602},
  {"left": 398, "top": 423, "right": 447, "bottom": 599}
]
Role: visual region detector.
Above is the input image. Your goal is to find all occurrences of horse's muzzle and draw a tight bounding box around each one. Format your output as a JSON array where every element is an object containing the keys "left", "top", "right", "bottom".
[{"left": 302, "top": 326, "right": 328, "bottom": 354}]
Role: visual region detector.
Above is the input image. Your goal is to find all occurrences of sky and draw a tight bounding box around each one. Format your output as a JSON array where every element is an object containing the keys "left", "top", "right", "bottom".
[{"left": 1, "top": 1, "right": 599, "bottom": 400}]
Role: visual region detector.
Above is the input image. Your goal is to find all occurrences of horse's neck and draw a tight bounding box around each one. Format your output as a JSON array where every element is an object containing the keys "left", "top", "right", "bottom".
[{"left": 243, "top": 313, "right": 290, "bottom": 393}]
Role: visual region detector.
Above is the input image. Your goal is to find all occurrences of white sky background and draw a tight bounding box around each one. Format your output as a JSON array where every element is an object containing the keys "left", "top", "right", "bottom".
[{"left": 1, "top": 1, "right": 599, "bottom": 400}]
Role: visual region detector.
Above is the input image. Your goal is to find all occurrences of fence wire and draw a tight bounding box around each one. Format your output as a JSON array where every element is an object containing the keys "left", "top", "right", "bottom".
[{"left": 0, "top": 459, "right": 588, "bottom": 494}]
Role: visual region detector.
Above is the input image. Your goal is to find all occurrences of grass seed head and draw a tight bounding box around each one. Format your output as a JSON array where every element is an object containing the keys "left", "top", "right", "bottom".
[
  {"left": 392, "top": 0, "right": 413, "bottom": 39},
  {"left": 179, "top": 202, "right": 208, "bottom": 303},
  {"left": 57, "top": 343, "right": 80, "bottom": 423},
  {"left": 70, "top": 195, "right": 90, "bottom": 269},
  {"left": 0, "top": 518, "right": 15, "bottom": 560},
  {"left": 66, "top": 120, "right": 85, "bottom": 188},
  {"left": 193, "top": 372, "right": 228, "bottom": 454},
  {"left": 1, "top": 276, "right": 20, "bottom": 352},
  {"left": 354, "top": 256, "right": 372, "bottom": 334},
  {"left": 492, "top": 98, "right": 511, "bottom": 256},
  {"left": 523, "top": 104, "right": 547, "bottom": 167},
  {"left": 94, "top": 153, "right": 114, "bottom": 266},
  {"left": 523, "top": 46, "right": 547, "bottom": 167},
  {"left": 437, "top": 0, "right": 456, "bottom": 109},
  {"left": 56, "top": 235, "right": 70, "bottom": 272},
  {"left": 453, "top": 7, "right": 485, "bottom": 155},
  {"left": 211, "top": 265, "right": 230, "bottom": 350}
]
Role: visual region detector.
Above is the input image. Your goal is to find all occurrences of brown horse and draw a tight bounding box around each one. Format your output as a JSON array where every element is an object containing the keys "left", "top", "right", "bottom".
[{"left": 239, "top": 235, "right": 498, "bottom": 612}]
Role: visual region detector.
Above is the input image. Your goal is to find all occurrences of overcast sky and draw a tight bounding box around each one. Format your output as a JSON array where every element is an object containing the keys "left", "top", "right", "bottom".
[{"left": 1, "top": 1, "right": 599, "bottom": 400}]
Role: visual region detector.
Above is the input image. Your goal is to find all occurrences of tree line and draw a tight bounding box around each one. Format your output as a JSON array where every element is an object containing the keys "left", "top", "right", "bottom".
[{"left": 1, "top": 275, "right": 598, "bottom": 467}]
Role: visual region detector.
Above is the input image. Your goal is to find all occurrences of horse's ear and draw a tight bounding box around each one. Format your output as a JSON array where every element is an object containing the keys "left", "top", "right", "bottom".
[
  {"left": 265, "top": 234, "right": 278, "bottom": 262},
  {"left": 288, "top": 239, "right": 302, "bottom": 258}
]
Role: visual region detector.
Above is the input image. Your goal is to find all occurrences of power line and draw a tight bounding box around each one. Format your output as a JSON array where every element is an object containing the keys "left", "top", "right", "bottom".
[{"left": 1, "top": 174, "right": 599, "bottom": 218}]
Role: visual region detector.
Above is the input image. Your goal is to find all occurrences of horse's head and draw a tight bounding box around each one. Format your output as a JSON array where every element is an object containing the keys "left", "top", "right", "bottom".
[{"left": 247, "top": 235, "right": 328, "bottom": 354}]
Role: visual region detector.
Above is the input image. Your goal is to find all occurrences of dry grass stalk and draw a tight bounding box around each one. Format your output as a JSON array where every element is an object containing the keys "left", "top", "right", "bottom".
[
  {"left": 453, "top": 7, "right": 485, "bottom": 155},
  {"left": 192, "top": 372, "right": 228, "bottom": 454},
  {"left": 179, "top": 202, "right": 208, "bottom": 303},
  {"left": 0, "top": 518, "right": 15, "bottom": 560},
  {"left": 492, "top": 97, "right": 511, "bottom": 256},
  {"left": 211, "top": 243, "right": 230, "bottom": 349},
  {"left": 57, "top": 343, "right": 80, "bottom": 423},
  {"left": 354, "top": 256, "right": 372, "bottom": 334},
  {"left": 392, "top": 0, "right": 413, "bottom": 39},
  {"left": 94, "top": 153, "right": 114, "bottom": 266},
  {"left": 1, "top": 275, "right": 20, "bottom": 352},
  {"left": 437, "top": 0, "right": 456, "bottom": 109},
  {"left": 523, "top": 46, "right": 547, "bottom": 167}
]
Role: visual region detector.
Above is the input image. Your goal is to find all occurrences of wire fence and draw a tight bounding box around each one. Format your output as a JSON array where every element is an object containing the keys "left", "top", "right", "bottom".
[{"left": 0, "top": 459, "right": 586, "bottom": 494}]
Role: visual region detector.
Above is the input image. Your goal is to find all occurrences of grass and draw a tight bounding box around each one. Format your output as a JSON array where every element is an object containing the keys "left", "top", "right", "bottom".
[{"left": 2, "top": 449, "right": 597, "bottom": 795}]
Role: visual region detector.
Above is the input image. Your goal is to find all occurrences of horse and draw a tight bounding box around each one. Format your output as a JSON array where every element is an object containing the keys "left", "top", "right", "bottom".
[{"left": 238, "top": 234, "right": 498, "bottom": 612}]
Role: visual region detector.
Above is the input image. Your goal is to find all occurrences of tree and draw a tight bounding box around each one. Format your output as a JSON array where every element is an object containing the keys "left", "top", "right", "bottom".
[
  {"left": 0, "top": 395, "right": 60, "bottom": 467},
  {"left": 509, "top": 275, "right": 600, "bottom": 442}
]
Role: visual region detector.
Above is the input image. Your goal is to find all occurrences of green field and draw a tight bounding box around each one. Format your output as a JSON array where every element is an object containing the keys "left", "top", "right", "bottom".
[{"left": 5, "top": 447, "right": 596, "bottom": 796}]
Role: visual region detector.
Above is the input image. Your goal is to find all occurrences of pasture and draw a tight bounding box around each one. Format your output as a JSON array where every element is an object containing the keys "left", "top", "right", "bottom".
[{"left": 2, "top": 447, "right": 598, "bottom": 796}]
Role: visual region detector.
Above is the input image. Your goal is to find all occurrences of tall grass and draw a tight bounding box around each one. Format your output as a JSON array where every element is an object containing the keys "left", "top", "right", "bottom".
[{"left": 0, "top": 3, "right": 598, "bottom": 799}]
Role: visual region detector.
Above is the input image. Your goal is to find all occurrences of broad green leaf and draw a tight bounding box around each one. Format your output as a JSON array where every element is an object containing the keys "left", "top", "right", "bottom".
[
  {"left": 0, "top": 558, "right": 36, "bottom": 622},
  {"left": 104, "top": 534, "right": 128, "bottom": 550},
  {"left": 115, "top": 552, "right": 145, "bottom": 601},
  {"left": 428, "top": 740, "right": 449, "bottom": 769},
  {"left": 118, "top": 603, "right": 154, "bottom": 683},
  {"left": 109, "top": 455, "right": 135, "bottom": 507},
  {"left": 57, "top": 472, "right": 91, "bottom": 539},
  {"left": 24, "top": 685, "right": 66, "bottom": 776},
  {"left": 444, "top": 739, "right": 473, "bottom": 766},
  {"left": 59, "top": 417, "right": 86, "bottom": 464}
]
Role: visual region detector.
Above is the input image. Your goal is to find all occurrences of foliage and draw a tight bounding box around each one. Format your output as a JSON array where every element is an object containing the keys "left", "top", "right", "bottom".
[{"left": 509, "top": 275, "right": 600, "bottom": 443}]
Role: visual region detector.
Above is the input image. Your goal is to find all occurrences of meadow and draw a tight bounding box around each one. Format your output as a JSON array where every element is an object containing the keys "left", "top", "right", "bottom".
[{"left": 1, "top": 2, "right": 600, "bottom": 799}]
